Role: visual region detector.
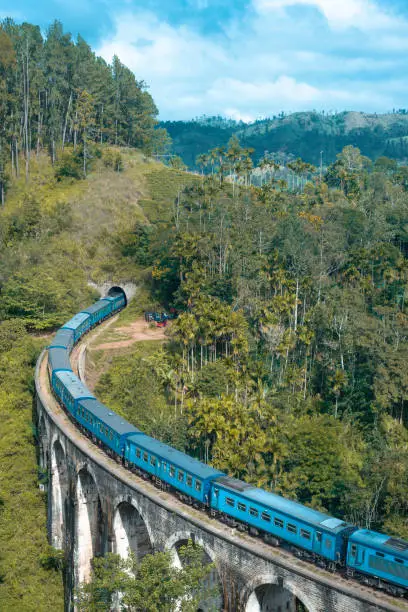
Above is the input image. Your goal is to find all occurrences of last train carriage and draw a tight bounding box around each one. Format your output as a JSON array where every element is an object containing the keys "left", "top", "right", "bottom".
[{"left": 46, "top": 289, "right": 408, "bottom": 598}]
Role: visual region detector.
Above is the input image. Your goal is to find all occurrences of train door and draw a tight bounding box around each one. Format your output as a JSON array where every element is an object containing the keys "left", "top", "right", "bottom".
[
  {"left": 314, "top": 531, "right": 323, "bottom": 555},
  {"left": 349, "top": 543, "right": 365, "bottom": 566}
]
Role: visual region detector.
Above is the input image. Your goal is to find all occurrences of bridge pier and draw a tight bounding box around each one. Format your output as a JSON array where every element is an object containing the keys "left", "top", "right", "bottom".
[{"left": 35, "top": 352, "right": 408, "bottom": 612}]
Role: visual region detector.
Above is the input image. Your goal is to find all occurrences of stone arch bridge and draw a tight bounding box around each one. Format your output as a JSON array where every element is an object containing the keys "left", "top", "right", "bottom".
[{"left": 35, "top": 336, "right": 407, "bottom": 612}]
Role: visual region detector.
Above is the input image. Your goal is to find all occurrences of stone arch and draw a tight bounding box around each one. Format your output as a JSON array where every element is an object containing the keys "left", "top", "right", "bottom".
[
  {"left": 75, "top": 467, "right": 105, "bottom": 584},
  {"left": 244, "top": 574, "right": 315, "bottom": 612},
  {"left": 113, "top": 500, "right": 153, "bottom": 564},
  {"left": 165, "top": 531, "right": 223, "bottom": 612},
  {"left": 51, "top": 438, "right": 68, "bottom": 550}
]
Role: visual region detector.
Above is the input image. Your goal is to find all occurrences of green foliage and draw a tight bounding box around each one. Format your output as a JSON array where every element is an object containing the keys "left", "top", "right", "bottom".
[
  {"left": 96, "top": 343, "right": 188, "bottom": 450},
  {"left": 76, "top": 542, "right": 219, "bottom": 612},
  {"left": 0, "top": 17, "right": 171, "bottom": 203},
  {"left": 162, "top": 111, "right": 408, "bottom": 168},
  {"left": 107, "top": 146, "right": 406, "bottom": 534},
  {"left": 0, "top": 333, "right": 63, "bottom": 610},
  {"left": 102, "top": 149, "right": 124, "bottom": 172},
  {"left": 55, "top": 150, "right": 83, "bottom": 181}
]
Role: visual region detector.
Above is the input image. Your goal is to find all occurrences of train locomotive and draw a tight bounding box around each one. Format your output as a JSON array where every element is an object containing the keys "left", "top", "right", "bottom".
[{"left": 46, "top": 290, "right": 408, "bottom": 598}]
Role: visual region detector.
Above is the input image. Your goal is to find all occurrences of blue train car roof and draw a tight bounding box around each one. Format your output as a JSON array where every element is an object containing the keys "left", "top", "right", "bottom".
[
  {"left": 78, "top": 398, "right": 141, "bottom": 437},
  {"left": 350, "top": 530, "right": 408, "bottom": 559},
  {"left": 48, "top": 328, "right": 74, "bottom": 349},
  {"left": 80, "top": 301, "right": 108, "bottom": 315},
  {"left": 48, "top": 347, "right": 72, "bottom": 373},
  {"left": 101, "top": 296, "right": 115, "bottom": 302},
  {"left": 62, "top": 312, "right": 90, "bottom": 331},
  {"left": 127, "top": 434, "right": 226, "bottom": 481},
  {"left": 214, "top": 476, "right": 350, "bottom": 534},
  {"left": 55, "top": 370, "right": 95, "bottom": 401}
]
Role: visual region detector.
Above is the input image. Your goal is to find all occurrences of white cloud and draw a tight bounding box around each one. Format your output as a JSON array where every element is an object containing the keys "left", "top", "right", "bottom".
[
  {"left": 96, "top": 4, "right": 407, "bottom": 120},
  {"left": 254, "top": 0, "right": 397, "bottom": 30}
]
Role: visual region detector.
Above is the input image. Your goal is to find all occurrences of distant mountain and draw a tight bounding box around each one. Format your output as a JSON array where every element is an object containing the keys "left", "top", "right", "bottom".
[{"left": 160, "top": 111, "right": 408, "bottom": 169}]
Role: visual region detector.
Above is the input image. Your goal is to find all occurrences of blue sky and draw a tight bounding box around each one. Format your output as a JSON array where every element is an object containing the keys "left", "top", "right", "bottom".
[{"left": 2, "top": 0, "right": 408, "bottom": 120}]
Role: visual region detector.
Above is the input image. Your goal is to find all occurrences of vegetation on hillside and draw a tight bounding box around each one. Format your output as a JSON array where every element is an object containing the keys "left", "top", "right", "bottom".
[
  {"left": 0, "top": 19, "right": 171, "bottom": 204},
  {"left": 0, "top": 143, "right": 198, "bottom": 607},
  {"left": 161, "top": 111, "right": 408, "bottom": 168},
  {"left": 97, "top": 141, "right": 408, "bottom": 539},
  {"left": 0, "top": 325, "right": 63, "bottom": 611}
]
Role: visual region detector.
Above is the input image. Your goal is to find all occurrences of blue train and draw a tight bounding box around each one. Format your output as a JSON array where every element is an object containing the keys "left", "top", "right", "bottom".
[{"left": 47, "top": 289, "right": 408, "bottom": 598}]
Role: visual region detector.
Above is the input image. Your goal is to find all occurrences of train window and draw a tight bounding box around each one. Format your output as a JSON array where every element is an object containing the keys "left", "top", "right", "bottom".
[
  {"left": 143, "top": 452, "right": 148, "bottom": 462},
  {"left": 395, "top": 558, "right": 404, "bottom": 564},
  {"left": 376, "top": 552, "right": 385, "bottom": 558},
  {"left": 249, "top": 508, "right": 259, "bottom": 518},
  {"left": 150, "top": 455, "right": 156, "bottom": 466},
  {"left": 261, "top": 512, "right": 271, "bottom": 522},
  {"left": 316, "top": 532, "right": 322, "bottom": 542},
  {"left": 162, "top": 462, "right": 167, "bottom": 471},
  {"left": 178, "top": 470, "right": 184, "bottom": 482},
  {"left": 169, "top": 466, "right": 175, "bottom": 477},
  {"left": 287, "top": 524, "right": 297, "bottom": 534},
  {"left": 238, "top": 503, "right": 246, "bottom": 512},
  {"left": 274, "top": 518, "right": 284, "bottom": 528},
  {"left": 186, "top": 475, "right": 193, "bottom": 487},
  {"left": 195, "top": 480, "right": 202, "bottom": 492},
  {"left": 351, "top": 545, "right": 357, "bottom": 555},
  {"left": 136, "top": 449, "right": 141, "bottom": 459},
  {"left": 300, "top": 529, "right": 311, "bottom": 540},
  {"left": 226, "top": 497, "right": 235, "bottom": 507}
]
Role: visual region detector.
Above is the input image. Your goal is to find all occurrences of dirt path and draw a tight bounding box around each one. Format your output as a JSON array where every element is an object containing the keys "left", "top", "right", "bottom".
[{"left": 94, "top": 318, "right": 169, "bottom": 350}]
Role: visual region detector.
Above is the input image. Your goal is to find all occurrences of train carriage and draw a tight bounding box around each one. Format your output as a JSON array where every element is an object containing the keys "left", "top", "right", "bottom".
[
  {"left": 76, "top": 398, "right": 141, "bottom": 455},
  {"left": 347, "top": 530, "right": 408, "bottom": 593},
  {"left": 210, "top": 476, "right": 355, "bottom": 564},
  {"left": 125, "top": 434, "right": 225, "bottom": 505},
  {"left": 53, "top": 370, "right": 95, "bottom": 414},
  {"left": 61, "top": 312, "right": 91, "bottom": 344},
  {"left": 80, "top": 300, "right": 112, "bottom": 327},
  {"left": 48, "top": 328, "right": 75, "bottom": 352},
  {"left": 47, "top": 347, "right": 72, "bottom": 384}
]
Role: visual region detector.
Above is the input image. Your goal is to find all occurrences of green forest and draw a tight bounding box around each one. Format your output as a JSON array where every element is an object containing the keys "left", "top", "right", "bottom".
[
  {"left": 161, "top": 112, "right": 408, "bottom": 169},
  {"left": 97, "top": 140, "right": 408, "bottom": 542},
  {"left": 0, "top": 15, "right": 407, "bottom": 612}
]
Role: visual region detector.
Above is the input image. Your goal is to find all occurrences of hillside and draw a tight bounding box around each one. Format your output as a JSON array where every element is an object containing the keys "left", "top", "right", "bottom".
[
  {"left": 161, "top": 111, "right": 408, "bottom": 168},
  {"left": 0, "top": 150, "right": 196, "bottom": 610}
]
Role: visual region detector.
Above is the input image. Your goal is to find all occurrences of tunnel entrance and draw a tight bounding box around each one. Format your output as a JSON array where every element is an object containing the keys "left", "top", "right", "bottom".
[
  {"left": 76, "top": 468, "right": 104, "bottom": 584},
  {"left": 108, "top": 286, "right": 127, "bottom": 306},
  {"left": 113, "top": 501, "right": 152, "bottom": 564},
  {"left": 171, "top": 538, "right": 223, "bottom": 612},
  {"left": 246, "top": 583, "right": 309, "bottom": 612}
]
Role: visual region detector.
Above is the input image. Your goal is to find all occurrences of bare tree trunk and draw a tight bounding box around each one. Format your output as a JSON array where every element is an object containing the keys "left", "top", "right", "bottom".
[
  {"left": 15, "top": 139, "right": 19, "bottom": 177},
  {"left": 100, "top": 104, "right": 104, "bottom": 144},
  {"left": 23, "top": 42, "right": 30, "bottom": 183},
  {"left": 62, "top": 91, "right": 72, "bottom": 151},
  {"left": 294, "top": 278, "right": 299, "bottom": 331}
]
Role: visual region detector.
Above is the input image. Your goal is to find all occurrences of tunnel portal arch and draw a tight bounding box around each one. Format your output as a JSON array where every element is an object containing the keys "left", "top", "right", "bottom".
[{"left": 108, "top": 286, "right": 127, "bottom": 306}]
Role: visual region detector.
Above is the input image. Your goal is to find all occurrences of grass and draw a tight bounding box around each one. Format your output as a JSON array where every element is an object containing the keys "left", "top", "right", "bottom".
[{"left": 0, "top": 337, "right": 64, "bottom": 611}]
